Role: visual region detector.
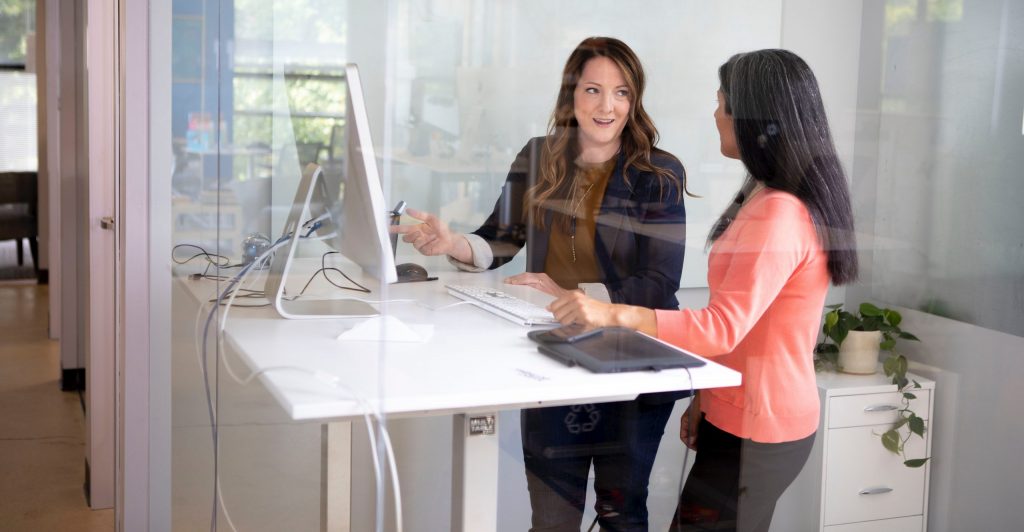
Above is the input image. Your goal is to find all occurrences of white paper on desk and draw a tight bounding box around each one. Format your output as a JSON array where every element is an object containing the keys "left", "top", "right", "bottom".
[{"left": 336, "top": 315, "right": 434, "bottom": 343}]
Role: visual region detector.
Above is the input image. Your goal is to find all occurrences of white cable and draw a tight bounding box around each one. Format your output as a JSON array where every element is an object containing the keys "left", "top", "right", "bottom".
[
  {"left": 676, "top": 367, "right": 698, "bottom": 521},
  {"left": 199, "top": 360, "right": 388, "bottom": 531},
  {"left": 199, "top": 235, "right": 404, "bottom": 532},
  {"left": 378, "top": 419, "right": 403, "bottom": 532},
  {"left": 208, "top": 285, "right": 398, "bottom": 529},
  {"left": 349, "top": 298, "right": 418, "bottom": 305},
  {"left": 308, "top": 231, "right": 337, "bottom": 241},
  {"left": 216, "top": 264, "right": 273, "bottom": 386},
  {"left": 227, "top": 364, "right": 395, "bottom": 531},
  {"left": 194, "top": 299, "right": 212, "bottom": 416},
  {"left": 216, "top": 402, "right": 382, "bottom": 532},
  {"left": 220, "top": 240, "right": 287, "bottom": 332},
  {"left": 417, "top": 300, "right": 475, "bottom": 312},
  {"left": 195, "top": 239, "right": 285, "bottom": 531},
  {"left": 216, "top": 481, "right": 241, "bottom": 532}
]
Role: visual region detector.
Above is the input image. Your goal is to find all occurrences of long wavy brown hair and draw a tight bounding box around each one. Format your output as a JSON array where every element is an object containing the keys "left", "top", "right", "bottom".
[{"left": 527, "top": 36, "right": 689, "bottom": 228}]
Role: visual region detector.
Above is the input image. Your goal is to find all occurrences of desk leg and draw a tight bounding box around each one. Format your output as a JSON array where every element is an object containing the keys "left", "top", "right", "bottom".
[
  {"left": 321, "top": 422, "right": 351, "bottom": 532},
  {"left": 451, "top": 413, "right": 499, "bottom": 532}
]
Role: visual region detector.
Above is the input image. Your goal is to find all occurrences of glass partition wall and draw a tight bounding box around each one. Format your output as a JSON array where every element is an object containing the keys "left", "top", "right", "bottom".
[
  {"left": 169, "top": 1, "right": 353, "bottom": 529},
  {"left": 162, "top": 1, "right": 1024, "bottom": 531}
]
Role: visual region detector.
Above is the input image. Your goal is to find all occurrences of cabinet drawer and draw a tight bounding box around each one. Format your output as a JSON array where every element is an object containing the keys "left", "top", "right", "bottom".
[
  {"left": 828, "top": 390, "right": 930, "bottom": 429},
  {"left": 823, "top": 425, "right": 927, "bottom": 525},
  {"left": 824, "top": 514, "right": 923, "bottom": 532}
]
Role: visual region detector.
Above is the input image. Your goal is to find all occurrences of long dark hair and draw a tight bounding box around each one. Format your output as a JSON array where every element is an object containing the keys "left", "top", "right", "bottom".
[
  {"left": 527, "top": 36, "right": 689, "bottom": 227},
  {"left": 708, "top": 49, "right": 858, "bottom": 285}
]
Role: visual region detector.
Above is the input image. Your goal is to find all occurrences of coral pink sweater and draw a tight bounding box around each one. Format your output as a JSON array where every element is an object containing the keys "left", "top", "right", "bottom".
[{"left": 656, "top": 189, "right": 828, "bottom": 443}]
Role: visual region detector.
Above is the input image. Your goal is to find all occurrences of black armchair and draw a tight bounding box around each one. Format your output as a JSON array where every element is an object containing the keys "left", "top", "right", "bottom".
[{"left": 0, "top": 171, "right": 39, "bottom": 269}]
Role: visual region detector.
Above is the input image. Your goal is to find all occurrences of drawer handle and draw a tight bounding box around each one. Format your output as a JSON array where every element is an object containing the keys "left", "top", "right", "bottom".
[
  {"left": 863, "top": 404, "right": 899, "bottom": 412},
  {"left": 859, "top": 487, "right": 894, "bottom": 496}
]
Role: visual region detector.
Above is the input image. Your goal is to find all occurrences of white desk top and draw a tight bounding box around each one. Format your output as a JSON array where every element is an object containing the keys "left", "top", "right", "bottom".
[{"left": 183, "top": 259, "right": 742, "bottom": 422}]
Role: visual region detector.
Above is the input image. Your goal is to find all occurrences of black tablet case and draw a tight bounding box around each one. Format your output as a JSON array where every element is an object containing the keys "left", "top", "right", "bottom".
[{"left": 528, "top": 327, "right": 706, "bottom": 373}]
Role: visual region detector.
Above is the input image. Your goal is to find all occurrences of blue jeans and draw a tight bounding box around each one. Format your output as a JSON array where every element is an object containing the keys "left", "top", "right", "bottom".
[{"left": 521, "top": 398, "right": 677, "bottom": 532}]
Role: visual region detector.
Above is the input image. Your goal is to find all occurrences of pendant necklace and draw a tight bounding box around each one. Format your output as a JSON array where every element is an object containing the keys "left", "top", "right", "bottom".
[{"left": 569, "top": 176, "right": 596, "bottom": 263}]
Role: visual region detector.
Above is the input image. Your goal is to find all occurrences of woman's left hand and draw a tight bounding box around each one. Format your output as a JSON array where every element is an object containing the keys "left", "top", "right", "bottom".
[
  {"left": 504, "top": 272, "right": 571, "bottom": 298},
  {"left": 546, "top": 291, "right": 619, "bottom": 328}
]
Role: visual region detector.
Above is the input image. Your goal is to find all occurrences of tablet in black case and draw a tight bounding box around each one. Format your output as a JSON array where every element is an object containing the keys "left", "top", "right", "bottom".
[{"left": 528, "top": 327, "right": 706, "bottom": 373}]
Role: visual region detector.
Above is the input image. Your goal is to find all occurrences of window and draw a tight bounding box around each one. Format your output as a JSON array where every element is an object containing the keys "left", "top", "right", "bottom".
[{"left": 0, "top": 0, "right": 36, "bottom": 171}]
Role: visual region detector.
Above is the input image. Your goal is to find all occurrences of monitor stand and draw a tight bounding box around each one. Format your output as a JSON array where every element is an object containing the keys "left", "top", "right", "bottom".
[{"left": 263, "top": 165, "right": 378, "bottom": 319}]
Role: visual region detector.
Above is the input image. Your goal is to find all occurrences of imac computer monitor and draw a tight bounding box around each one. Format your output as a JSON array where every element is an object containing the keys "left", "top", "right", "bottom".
[{"left": 263, "top": 64, "right": 397, "bottom": 319}]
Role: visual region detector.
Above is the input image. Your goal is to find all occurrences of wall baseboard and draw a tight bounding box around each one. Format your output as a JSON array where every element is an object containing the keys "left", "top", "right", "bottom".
[
  {"left": 61, "top": 367, "right": 85, "bottom": 391},
  {"left": 83, "top": 458, "right": 91, "bottom": 507}
]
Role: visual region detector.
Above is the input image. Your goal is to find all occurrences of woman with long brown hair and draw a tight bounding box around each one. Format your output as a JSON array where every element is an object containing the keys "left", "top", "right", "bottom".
[{"left": 394, "top": 36, "right": 690, "bottom": 531}]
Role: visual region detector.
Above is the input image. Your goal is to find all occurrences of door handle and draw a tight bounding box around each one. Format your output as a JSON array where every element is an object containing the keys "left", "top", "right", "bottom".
[
  {"left": 100, "top": 216, "right": 115, "bottom": 230},
  {"left": 863, "top": 404, "right": 899, "bottom": 412},
  {"left": 858, "top": 486, "right": 894, "bottom": 495}
]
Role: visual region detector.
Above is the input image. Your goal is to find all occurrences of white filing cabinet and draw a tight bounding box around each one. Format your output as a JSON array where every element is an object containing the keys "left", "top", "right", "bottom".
[{"left": 770, "top": 371, "right": 934, "bottom": 532}]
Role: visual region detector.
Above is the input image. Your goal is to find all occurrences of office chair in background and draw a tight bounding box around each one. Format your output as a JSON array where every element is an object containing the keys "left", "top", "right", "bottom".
[{"left": 0, "top": 171, "right": 39, "bottom": 271}]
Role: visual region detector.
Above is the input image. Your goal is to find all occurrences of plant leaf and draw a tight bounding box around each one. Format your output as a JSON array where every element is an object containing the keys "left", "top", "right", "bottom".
[
  {"left": 899, "top": 331, "right": 921, "bottom": 341},
  {"left": 909, "top": 415, "right": 926, "bottom": 437},
  {"left": 880, "top": 338, "right": 896, "bottom": 351},
  {"left": 883, "top": 356, "right": 898, "bottom": 377},
  {"left": 904, "top": 458, "right": 929, "bottom": 468},
  {"left": 881, "top": 430, "right": 901, "bottom": 454},
  {"left": 860, "top": 302, "right": 883, "bottom": 317},
  {"left": 825, "top": 311, "right": 839, "bottom": 331},
  {"left": 861, "top": 316, "right": 882, "bottom": 331},
  {"left": 903, "top": 392, "right": 917, "bottom": 400},
  {"left": 887, "top": 310, "right": 903, "bottom": 327},
  {"left": 834, "top": 321, "right": 850, "bottom": 344},
  {"left": 892, "top": 416, "right": 910, "bottom": 430},
  {"left": 825, "top": 303, "right": 843, "bottom": 310},
  {"left": 913, "top": 380, "right": 922, "bottom": 389}
]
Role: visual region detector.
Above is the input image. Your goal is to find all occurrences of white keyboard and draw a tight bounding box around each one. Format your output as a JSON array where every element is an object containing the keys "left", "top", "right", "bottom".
[{"left": 446, "top": 284, "right": 559, "bottom": 326}]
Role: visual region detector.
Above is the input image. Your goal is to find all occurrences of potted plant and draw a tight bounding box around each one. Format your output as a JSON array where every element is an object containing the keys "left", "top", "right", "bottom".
[{"left": 814, "top": 303, "right": 930, "bottom": 468}]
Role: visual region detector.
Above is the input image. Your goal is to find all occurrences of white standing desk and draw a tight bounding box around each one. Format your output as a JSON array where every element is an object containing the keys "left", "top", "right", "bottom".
[{"left": 188, "top": 260, "right": 741, "bottom": 531}]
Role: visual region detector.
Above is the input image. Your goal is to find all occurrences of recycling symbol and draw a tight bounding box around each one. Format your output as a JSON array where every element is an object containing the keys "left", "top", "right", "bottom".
[{"left": 563, "top": 404, "right": 601, "bottom": 434}]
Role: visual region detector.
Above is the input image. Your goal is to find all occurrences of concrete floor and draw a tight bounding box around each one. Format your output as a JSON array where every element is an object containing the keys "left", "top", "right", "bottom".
[{"left": 0, "top": 281, "right": 113, "bottom": 531}]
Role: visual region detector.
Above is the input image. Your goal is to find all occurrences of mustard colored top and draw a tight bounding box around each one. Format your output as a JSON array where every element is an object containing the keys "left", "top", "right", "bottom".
[
  {"left": 655, "top": 189, "right": 829, "bottom": 443},
  {"left": 544, "top": 157, "right": 615, "bottom": 290}
]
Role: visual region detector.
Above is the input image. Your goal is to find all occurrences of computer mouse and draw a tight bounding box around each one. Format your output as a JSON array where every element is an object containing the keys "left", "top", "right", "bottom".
[{"left": 395, "top": 262, "right": 430, "bottom": 282}]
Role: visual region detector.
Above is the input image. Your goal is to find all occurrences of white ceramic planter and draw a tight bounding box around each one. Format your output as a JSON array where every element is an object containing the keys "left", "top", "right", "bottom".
[{"left": 838, "top": 330, "right": 882, "bottom": 374}]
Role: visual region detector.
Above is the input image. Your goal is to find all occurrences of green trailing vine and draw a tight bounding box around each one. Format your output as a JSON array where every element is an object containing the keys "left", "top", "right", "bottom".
[{"left": 815, "top": 303, "right": 929, "bottom": 468}]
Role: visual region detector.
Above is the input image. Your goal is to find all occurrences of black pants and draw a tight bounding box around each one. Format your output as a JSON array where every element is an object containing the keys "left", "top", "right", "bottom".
[
  {"left": 670, "top": 416, "right": 815, "bottom": 532},
  {"left": 522, "top": 399, "right": 677, "bottom": 532}
]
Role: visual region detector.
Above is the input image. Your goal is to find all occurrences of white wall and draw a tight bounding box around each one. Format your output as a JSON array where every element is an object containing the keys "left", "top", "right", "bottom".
[
  {"left": 863, "top": 0, "right": 1024, "bottom": 337},
  {"left": 849, "top": 1, "right": 1024, "bottom": 529},
  {"left": 47, "top": 0, "right": 86, "bottom": 377},
  {"left": 895, "top": 307, "right": 1024, "bottom": 532},
  {"left": 350, "top": 0, "right": 785, "bottom": 288}
]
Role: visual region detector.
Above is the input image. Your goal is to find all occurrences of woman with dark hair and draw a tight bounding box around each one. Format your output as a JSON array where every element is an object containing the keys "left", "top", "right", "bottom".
[
  {"left": 545, "top": 49, "right": 859, "bottom": 532},
  {"left": 393, "top": 37, "right": 691, "bottom": 531}
]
